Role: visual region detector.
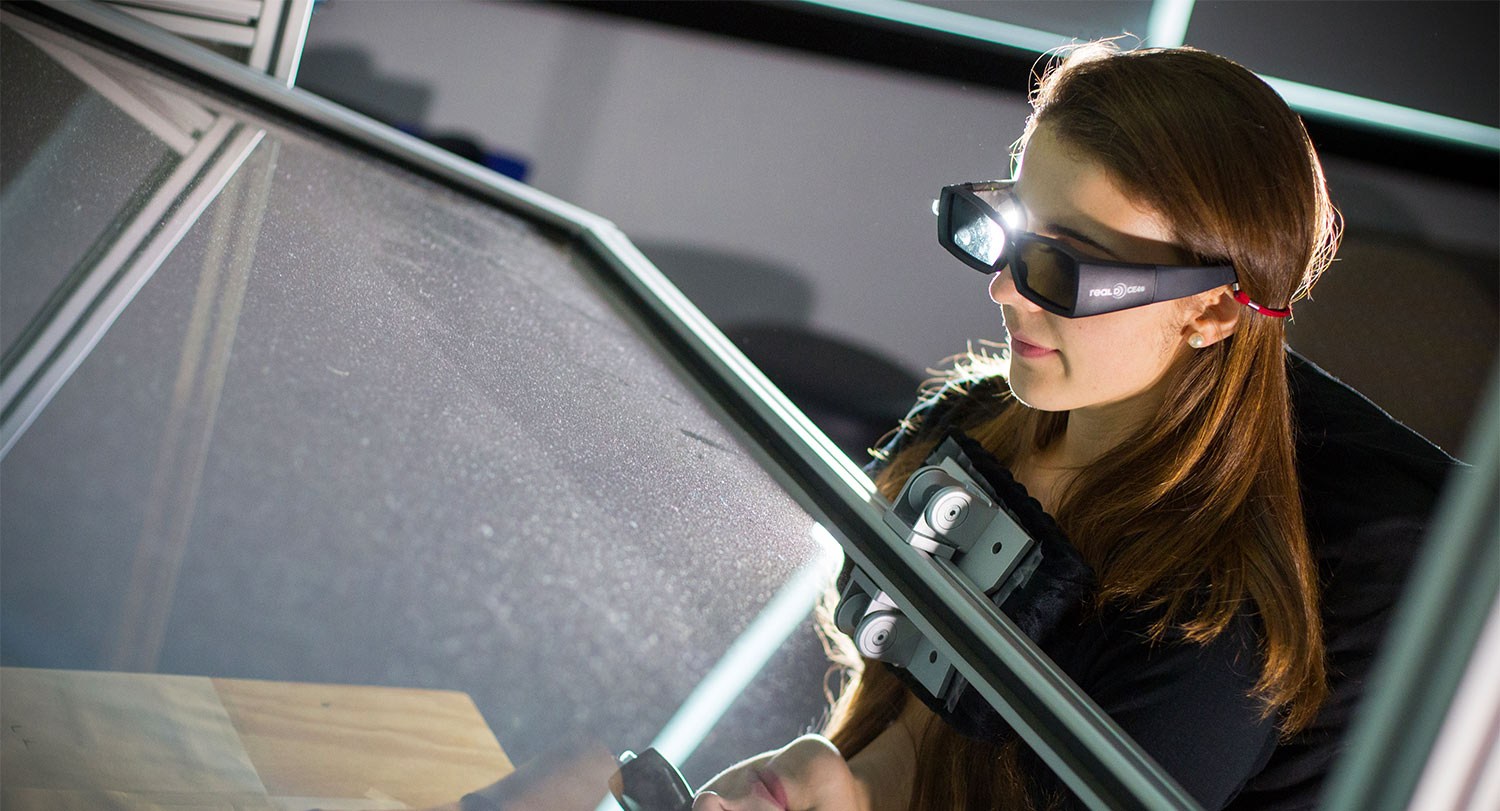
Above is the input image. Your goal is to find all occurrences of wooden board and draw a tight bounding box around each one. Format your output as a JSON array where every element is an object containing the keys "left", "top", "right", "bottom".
[
  {"left": 0, "top": 667, "right": 513, "bottom": 810},
  {"left": 214, "top": 676, "right": 514, "bottom": 808}
]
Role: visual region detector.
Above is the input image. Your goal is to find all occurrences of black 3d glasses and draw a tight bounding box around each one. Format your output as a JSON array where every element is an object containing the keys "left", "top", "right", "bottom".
[{"left": 937, "top": 181, "right": 1241, "bottom": 318}]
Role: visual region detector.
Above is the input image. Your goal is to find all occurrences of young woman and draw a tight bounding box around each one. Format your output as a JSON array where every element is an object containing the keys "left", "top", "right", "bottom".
[{"left": 693, "top": 41, "right": 1454, "bottom": 811}]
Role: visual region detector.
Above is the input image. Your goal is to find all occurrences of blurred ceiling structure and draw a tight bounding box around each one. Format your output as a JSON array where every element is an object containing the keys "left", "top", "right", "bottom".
[{"left": 567, "top": 0, "right": 1500, "bottom": 186}]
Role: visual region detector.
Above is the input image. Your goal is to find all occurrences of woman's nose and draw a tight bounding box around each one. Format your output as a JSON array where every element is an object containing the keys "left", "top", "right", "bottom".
[{"left": 988, "top": 268, "right": 1036, "bottom": 310}]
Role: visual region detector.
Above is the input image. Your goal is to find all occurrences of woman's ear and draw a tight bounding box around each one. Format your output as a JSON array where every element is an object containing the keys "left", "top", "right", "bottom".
[{"left": 1183, "top": 285, "right": 1241, "bottom": 348}]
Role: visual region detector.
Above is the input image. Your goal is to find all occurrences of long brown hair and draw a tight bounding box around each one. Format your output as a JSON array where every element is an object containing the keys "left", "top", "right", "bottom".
[{"left": 821, "top": 43, "right": 1341, "bottom": 808}]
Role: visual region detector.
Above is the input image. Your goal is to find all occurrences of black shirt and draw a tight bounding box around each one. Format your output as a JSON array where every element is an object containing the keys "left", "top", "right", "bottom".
[
  {"left": 866, "top": 350, "right": 1459, "bottom": 810},
  {"left": 1226, "top": 352, "right": 1459, "bottom": 810}
]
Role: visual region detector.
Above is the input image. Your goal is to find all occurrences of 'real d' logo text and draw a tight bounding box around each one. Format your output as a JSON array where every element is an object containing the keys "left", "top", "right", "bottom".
[{"left": 1089, "top": 283, "right": 1146, "bottom": 299}]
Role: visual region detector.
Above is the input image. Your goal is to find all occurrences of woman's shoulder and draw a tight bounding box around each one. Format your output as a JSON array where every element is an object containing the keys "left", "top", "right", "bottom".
[
  {"left": 1288, "top": 349, "right": 1459, "bottom": 499},
  {"left": 1286, "top": 348, "right": 1460, "bottom": 609},
  {"left": 1244, "top": 350, "right": 1468, "bottom": 811}
]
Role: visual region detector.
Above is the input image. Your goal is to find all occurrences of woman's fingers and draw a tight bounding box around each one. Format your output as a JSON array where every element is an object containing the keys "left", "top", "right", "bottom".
[
  {"left": 692, "top": 790, "right": 729, "bottom": 810},
  {"left": 767, "top": 736, "right": 865, "bottom": 811},
  {"left": 692, "top": 735, "right": 868, "bottom": 811}
]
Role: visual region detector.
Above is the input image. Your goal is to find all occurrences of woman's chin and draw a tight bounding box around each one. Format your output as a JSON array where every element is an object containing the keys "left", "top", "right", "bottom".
[{"left": 1005, "top": 375, "right": 1069, "bottom": 413}]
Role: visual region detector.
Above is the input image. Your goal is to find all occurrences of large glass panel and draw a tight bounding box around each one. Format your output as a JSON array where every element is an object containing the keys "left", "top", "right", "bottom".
[
  {"left": 0, "top": 9, "right": 1218, "bottom": 811},
  {"left": 0, "top": 11, "right": 836, "bottom": 784}
]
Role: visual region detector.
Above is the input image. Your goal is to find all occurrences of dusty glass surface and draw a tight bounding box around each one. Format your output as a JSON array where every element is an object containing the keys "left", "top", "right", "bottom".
[
  {"left": 0, "top": 23, "right": 182, "bottom": 353},
  {"left": 0, "top": 13, "right": 837, "bottom": 780}
]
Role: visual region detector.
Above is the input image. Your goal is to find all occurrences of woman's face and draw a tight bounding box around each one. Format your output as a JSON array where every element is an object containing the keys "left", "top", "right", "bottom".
[
  {"left": 692, "top": 735, "right": 866, "bottom": 811},
  {"left": 992, "top": 124, "right": 1200, "bottom": 417}
]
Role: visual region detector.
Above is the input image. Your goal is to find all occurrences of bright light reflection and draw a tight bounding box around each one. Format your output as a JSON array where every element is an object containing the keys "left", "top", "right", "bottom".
[
  {"left": 1146, "top": 0, "right": 1196, "bottom": 48},
  {"left": 999, "top": 197, "right": 1025, "bottom": 232},
  {"left": 1265, "top": 76, "right": 1500, "bottom": 151},
  {"left": 594, "top": 524, "right": 843, "bottom": 810},
  {"left": 649, "top": 528, "right": 841, "bottom": 764}
]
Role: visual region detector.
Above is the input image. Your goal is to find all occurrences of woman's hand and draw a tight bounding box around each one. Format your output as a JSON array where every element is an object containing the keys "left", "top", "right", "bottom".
[
  {"left": 694, "top": 695, "right": 925, "bottom": 811},
  {"left": 692, "top": 735, "right": 868, "bottom": 811}
]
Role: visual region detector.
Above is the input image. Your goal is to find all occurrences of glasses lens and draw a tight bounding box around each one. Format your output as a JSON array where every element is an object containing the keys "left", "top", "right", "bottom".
[
  {"left": 1016, "top": 239, "right": 1079, "bottom": 311},
  {"left": 948, "top": 192, "right": 1007, "bottom": 267}
]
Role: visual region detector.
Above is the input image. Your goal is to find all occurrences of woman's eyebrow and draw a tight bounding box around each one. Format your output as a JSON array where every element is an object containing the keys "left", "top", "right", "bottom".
[
  {"left": 1011, "top": 191, "right": 1126, "bottom": 262},
  {"left": 1045, "top": 223, "right": 1125, "bottom": 261}
]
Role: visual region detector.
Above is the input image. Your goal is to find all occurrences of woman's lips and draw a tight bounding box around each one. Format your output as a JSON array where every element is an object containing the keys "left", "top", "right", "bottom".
[
  {"left": 751, "top": 769, "right": 789, "bottom": 810},
  {"left": 1008, "top": 334, "right": 1057, "bottom": 359}
]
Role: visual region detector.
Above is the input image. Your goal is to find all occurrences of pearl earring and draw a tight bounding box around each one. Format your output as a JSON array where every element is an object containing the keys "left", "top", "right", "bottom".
[{"left": 1188, "top": 334, "right": 1206, "bottom": 349}]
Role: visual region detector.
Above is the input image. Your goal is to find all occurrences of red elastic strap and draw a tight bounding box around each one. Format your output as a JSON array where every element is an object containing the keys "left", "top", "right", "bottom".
[{"left": 1232, "top": 286, "right": 1291, "bottom": 318}]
